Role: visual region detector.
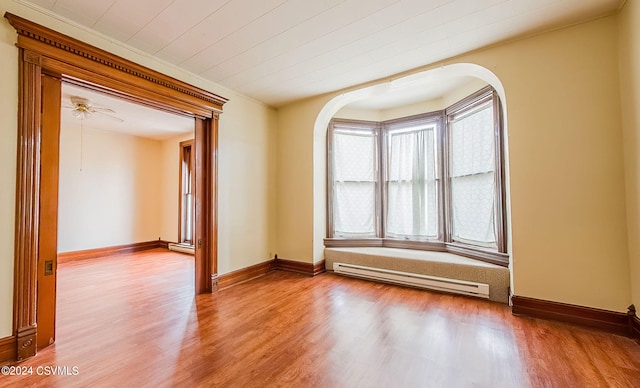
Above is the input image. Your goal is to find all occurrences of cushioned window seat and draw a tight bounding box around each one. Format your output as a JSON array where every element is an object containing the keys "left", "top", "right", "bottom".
[{"left": 324, "top": 247, "right": 510, "bottom": 303}]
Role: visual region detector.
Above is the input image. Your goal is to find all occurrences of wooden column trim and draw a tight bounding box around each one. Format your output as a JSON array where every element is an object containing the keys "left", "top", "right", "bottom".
[
  {"left": 36, "top": 74, "right": 62, "bottom": 350},
  {"left": 194, "top": 118, "right": 213, "bottom": 294},
  {"left": 211, "top": 113, "right": 219, "bottom": 281},
  {"left": 13, "top": 49, "right": 42, "bottom": 360}
]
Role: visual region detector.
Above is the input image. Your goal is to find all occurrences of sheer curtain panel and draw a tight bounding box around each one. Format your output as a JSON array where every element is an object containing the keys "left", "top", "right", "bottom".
[
  {"left": 332, "top": 128, "right": 377, "bottom": 237},
  {"left": 386, "top": 125, "right": 438, "bottom": 240},
  {"left": 449, "top": 102, "right": 497, "bottom": 247}
]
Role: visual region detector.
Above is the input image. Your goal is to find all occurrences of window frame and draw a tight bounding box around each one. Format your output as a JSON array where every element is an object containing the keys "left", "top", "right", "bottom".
[
  {"left": 326, "top": 119, "right": 382, "bottom": 240},
  {"left": 381, "top": 111, "right": 445, "bottom": 242},
  {"left": 444, "top": 86, "right": 507, "bottom": 259},
  {"left": 325, "top": 86, "right": 508, "bottom": 266}
]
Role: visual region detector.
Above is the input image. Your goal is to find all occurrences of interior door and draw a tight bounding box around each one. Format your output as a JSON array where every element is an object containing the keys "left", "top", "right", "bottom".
[{"left": 37, "top": 73, "right": 62, "bottom": 349}]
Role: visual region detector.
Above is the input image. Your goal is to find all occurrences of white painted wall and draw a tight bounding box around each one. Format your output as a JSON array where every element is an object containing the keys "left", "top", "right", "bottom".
[{"left": 58, "top": 123, "right": 163, "bottom": 252}]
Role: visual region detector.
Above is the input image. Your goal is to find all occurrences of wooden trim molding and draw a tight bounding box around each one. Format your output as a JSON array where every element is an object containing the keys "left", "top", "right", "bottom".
[
  {"left": 6, "top": 13, "right": 226, "bottom": 360},
  {"left": 511, "top": 296, "right": 632, "bottom": 337},
  {"left": 628, "top": 304, "right": 640, "bottom": 344},
  {"left": 5, "top": 13, "right": 227, "bottom": 116},
  {"left": 273, "top": 258, "right": 326, "bottom": 276},
  {"left": 13, "top": 48, "right": 41, "bottom": 361},
  {"left": 218, "top": 261, "right": 274, "bottom": 290},
  {"left": 0, "top": 336, "right": 17, "bottom": 365},
  {"left": 194, "top": 118, "right": 215, "bottom": 294},
  {"left": 57, "top": 240, "right": 170, "bottom": 264},
  {"left": 219, "top": 258, "right": 327, "bottom": 290}
]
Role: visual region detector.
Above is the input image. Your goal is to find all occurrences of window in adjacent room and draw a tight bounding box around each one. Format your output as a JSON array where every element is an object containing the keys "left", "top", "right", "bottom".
[{"left": 179, "top": 140, "right": 195, "bottom": 246}]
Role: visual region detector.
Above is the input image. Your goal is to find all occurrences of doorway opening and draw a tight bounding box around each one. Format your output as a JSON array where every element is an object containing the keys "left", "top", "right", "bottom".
[{"left": 7, "top": 12, "right": 226, "bottom": 360}]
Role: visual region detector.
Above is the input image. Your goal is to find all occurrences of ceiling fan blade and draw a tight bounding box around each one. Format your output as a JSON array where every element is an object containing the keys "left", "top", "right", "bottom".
[
  {"left": 91, "top": 106, "right": 116, "bottom": 113},
  {"left": 94, "top": 110, "right": 124, "bottom": 122}
]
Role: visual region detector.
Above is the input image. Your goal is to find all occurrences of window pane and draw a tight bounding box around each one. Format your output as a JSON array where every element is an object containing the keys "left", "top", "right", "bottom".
[
  {"left": 332, "top": 130, "right": 376, "bottom": 237},
  {"left": 386, "top": 127, "right": 438, "bottom": 239},
  {"left": 451, "top": 173, "right": 495, "bottom": 246},
  {"left": 450, "top": 102, "right": 497, "bottom": 247},
  {"left": 334, "top": 182, "right": 376, "bottom": 237}
]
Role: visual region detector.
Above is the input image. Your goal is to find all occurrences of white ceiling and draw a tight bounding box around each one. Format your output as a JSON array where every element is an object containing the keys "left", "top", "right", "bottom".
[
  {"left": 62, "top": 83, "right": 194, "bottom": 140},
  {"left": 348, "top": 74, "right": 479, "bottom": 110},
  {"left": 22, "top": 0, "right": 622, "bottom": 108}
]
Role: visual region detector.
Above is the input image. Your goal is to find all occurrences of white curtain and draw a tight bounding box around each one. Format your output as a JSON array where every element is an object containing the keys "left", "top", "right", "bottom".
[
  {"left": 450, "top": 103, "right": 496, "bottom": 247},
  {"left": 333, "top": 130, "right": 376, "bottom": 237},
  {"left": 386, "top": 127, "right": 437, "bottom": 239}
]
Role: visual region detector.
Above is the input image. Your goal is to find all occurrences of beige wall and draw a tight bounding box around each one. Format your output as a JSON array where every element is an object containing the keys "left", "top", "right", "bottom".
[
  {"left": 276, "top": 97, "right": 328, "bottom": 262},
  {"left": 58, "top": 125, "right": 163, "bottom": 252},
  {"left": 619, "top": 1, "right": 640, "bottom": 310},
  {"left": 0, "top": 0, "right": 277, "bottom": 338},
  {"left": 218, "top": 97, "right": 278, "bottom": 273},
  {"left": 276, "top": 15, "right": 631, "bottom": 312}
]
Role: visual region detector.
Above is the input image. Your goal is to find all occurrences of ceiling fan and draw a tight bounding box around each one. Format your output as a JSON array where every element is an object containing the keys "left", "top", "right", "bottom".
[{"left": 63, "top": 95, "right": 124, "bottom": 122}]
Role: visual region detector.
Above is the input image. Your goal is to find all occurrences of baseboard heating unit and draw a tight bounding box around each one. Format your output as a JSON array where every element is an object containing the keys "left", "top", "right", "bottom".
[
  {"left": 333, "top": 262, "right": 489, "bottom": 299},
  {"left": 168, "top": 243, "right": 195, "bottom": 255}
]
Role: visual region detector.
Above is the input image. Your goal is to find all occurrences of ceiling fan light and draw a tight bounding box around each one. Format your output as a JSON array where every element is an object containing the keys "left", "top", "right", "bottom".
[{"left": 72, "top": 109, "right": 92, "bottom": 120}]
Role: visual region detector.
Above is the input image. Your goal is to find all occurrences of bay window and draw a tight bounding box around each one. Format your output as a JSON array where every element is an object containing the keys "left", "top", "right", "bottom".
[{"left": 326, "top": 86, "right": 508, "bottom": 266}]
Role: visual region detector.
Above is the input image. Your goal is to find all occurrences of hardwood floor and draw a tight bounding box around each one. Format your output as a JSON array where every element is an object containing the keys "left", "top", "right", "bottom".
[{"left": 1, "top": 249, "right": 639, "bottom": 387}]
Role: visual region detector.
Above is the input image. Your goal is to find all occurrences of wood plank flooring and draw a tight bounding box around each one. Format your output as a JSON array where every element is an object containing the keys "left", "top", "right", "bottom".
[{"left": 1, "top": 249, "right": 638, "bottom": 387}]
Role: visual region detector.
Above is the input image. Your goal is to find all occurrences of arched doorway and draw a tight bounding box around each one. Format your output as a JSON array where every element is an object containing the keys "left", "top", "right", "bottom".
[{"left": 311, "top": 63, "right": 511, "bottom": 265}]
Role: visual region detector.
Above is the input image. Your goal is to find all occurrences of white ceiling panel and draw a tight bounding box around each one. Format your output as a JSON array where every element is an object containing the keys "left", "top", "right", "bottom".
[
  {"left": 24, "top": 0, "right": 55, "bottom": 8},
  {"left": 28, "top": 0, "right": 116, "bottom": 27},
  {"left": 203, "top": 0, "right": 403, "bottom": 83},
  {"left": 18, "top": 0, "right": 623, "bottom": 107},
  {"left": 179, "top": 0, "right": 345, "bottom": 75},
  {"left": 224, "top": 4, "right": 462, "bottom": 93},
  {"left": 155, "top": 0, "right": 288, "bottom": 65},
  {"left": 126, "top": 0, "right": 231, "bottom": 55},
  {"left": 92, "top": 0, "right": 175, "bottom": 43}
]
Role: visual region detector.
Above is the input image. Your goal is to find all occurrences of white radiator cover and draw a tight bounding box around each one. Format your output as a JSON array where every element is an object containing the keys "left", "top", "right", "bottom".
[{"left": 333, "top": 262, "right": 489, "bottom": 299}]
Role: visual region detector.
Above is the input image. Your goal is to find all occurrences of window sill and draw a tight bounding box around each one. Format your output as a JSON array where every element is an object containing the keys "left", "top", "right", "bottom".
[{"left": 324, "top": 238, "right": 509, "bottom": 267}]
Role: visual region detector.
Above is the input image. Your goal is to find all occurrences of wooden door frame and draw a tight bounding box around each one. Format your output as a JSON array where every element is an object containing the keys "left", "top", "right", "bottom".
[{"left": 6, "top": 13, "right": 227, "bottom": 360}]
